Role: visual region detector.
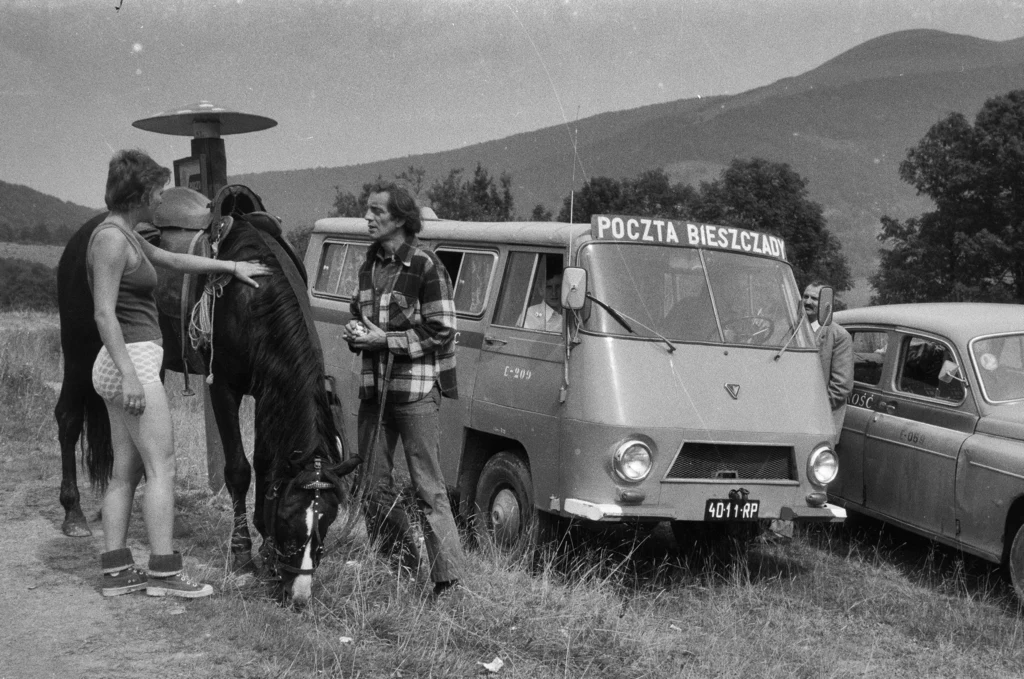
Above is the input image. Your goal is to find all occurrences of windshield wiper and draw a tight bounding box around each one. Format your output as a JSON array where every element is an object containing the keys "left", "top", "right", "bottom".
[
  {"left": 586, "top": 293, "right": 676, "bottom": 353},
  {"left": 773, "top": 315, "right": 806, "bottom": 361}
]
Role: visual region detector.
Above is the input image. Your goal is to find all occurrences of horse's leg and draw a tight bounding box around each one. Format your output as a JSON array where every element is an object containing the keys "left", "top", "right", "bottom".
[
  {"left": 251, "top": 399, "right": 271, "bottom": 548},
  {"left": 208, "top": 379, "right": 254, "bottom": 571},
  {"left": 55, "top": 379, "right": 91, "bottom": 537}
]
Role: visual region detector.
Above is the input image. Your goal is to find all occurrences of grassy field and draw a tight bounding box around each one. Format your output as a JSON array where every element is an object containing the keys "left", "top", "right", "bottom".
[
  {"left": 2, "top": 310, "right": 1022, "bottom": 678},
  {"left": 0, "top": 241, "right": 64, "bottom": 267}
]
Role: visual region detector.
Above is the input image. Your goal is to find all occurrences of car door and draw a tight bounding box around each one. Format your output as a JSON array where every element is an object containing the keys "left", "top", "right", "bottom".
[
  {"left": 862, "top": 332, "right": 978, "bottom": 539},
  {"left": 834, "top": 327, "right": 891, "bottom": 507}
]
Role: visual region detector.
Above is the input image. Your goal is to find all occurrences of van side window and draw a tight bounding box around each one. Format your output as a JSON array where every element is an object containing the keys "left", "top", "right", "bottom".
[
  {"left": 850, "top": 330, "right": 887, "bottom": 386},
  {"left": 493, "top": 252, "right": 564, "bottom": 332},
  {"left": 435, "top": 248, "right": 497, "bottom": 316},
  {"left": 313, "top": 242, "right": 368, "bottom": 298},
  {"left": 897, "top": 336, "right": 964, "bottom": 401}
]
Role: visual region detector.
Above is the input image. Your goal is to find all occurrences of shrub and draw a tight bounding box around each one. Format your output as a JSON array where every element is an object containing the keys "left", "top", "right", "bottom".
[{"left": 0, "top": 258, "right": 58, "bottom": 311}]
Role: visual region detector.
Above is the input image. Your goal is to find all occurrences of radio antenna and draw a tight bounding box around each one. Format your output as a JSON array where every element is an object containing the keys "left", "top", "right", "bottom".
[
  {"left": 505, "top": 4, "right": 588, "bottom": 221},
  {"left": 569, "top": 109, "right": 579, "bottom": 223}
]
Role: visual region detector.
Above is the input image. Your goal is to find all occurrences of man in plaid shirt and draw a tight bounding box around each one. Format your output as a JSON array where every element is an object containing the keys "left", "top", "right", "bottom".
[{"left": 343, "top": 183, "right": 462, "bottom": 596}]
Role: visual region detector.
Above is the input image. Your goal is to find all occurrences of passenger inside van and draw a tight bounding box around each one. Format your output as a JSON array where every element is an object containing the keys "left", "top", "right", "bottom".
[
  {"left": 522, "top": 254, "right": 564, "bottom": 332},
  {"left": 524, "top": 270, "right": 563, "bottom": 332}
]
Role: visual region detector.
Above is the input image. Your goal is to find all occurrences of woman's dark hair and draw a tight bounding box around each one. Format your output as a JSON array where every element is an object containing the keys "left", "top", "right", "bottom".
[
  {"left": 369, "top": 182, "right": 422, "bottom": 236},
  {"left": 104, "top": 149, "right": 171, "bottom": 212}
]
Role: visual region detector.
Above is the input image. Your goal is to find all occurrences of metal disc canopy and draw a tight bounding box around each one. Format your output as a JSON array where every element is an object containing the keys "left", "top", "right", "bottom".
[{"left": 132, "top": 100, "right": 277, "bottom": 138}]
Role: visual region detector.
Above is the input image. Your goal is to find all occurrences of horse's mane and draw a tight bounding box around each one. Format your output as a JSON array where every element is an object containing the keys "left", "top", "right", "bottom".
[{"left": 218, "top": 221, "right": 341, "bottom": 477}]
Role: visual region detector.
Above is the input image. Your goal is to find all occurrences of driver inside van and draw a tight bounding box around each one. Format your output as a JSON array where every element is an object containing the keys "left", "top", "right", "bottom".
[{"left": 524, "top": 269, "right": 563, "bottom": 333}]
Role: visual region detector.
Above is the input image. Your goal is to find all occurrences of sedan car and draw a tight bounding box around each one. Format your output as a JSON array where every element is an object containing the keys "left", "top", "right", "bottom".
[{"left": 829, "top": 303, "right": 1024, "bottom": 599}]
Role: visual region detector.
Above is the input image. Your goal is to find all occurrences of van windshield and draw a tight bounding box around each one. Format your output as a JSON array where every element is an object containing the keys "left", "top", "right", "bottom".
[{"left": 578, "top": 243, "right": 815, "bottom": 349}]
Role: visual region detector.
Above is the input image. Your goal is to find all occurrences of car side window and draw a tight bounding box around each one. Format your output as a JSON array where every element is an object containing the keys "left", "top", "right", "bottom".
[
  {"left": 313, "top": 241, "right": 368, "bottom": 298},
  {"left": 896, "top": 335, "right": 964, "bottom": 401},
  {"left": 492, "top": 252, "right": 564, "bottom": 331},
  {"left": 435, "top": 248, "right": 497, "bottom": 316},
  {"left": 850, "top": 330, "right": 887, "bottom": 386}
]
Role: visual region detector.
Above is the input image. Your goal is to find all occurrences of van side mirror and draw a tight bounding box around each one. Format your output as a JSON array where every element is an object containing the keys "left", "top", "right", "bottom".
[
  {"left": 561, "top": 267, "right": 587, "bottom": 310},
  {"left": 817, "top": 286, "right": 834, "bottom": 327}
]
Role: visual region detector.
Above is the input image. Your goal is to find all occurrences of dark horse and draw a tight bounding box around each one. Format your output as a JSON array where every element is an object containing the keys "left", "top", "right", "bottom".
[{"left": 54, "top": 186, "right": 354, "bottom": 604}]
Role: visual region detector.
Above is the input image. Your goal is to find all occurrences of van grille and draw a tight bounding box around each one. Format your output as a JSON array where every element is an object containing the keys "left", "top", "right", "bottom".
[{"left": 666, "top": 443, "right": 794, "bottom": 480}]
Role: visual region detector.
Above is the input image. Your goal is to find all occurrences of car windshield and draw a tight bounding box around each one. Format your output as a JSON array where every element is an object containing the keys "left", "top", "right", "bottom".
[
  {"left": 578, "top": 243, "right": 814, "bottom": 348},
  {"left": 970, "top": 333, "right": 1024, "bottom": 402}
]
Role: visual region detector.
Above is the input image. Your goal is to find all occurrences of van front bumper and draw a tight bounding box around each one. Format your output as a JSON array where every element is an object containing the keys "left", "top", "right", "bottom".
[{"left": 559, "top": 497, "right": 846, "bottom": 523}]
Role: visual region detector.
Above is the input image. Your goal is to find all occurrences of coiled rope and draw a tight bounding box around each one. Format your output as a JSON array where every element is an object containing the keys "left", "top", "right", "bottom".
[{"left": 188, "top": 273, "right": 232, "bottom": 384}]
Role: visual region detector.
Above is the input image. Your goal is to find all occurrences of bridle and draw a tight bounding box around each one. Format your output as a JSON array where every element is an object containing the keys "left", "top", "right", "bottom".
[{"left": 263, "top": 455, "right": 349, "bottom": 577}]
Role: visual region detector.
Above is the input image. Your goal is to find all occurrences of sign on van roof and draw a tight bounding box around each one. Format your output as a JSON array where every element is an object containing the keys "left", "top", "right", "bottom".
[{"left": 591, "top": 215, "right": 787, "bottom": 261}]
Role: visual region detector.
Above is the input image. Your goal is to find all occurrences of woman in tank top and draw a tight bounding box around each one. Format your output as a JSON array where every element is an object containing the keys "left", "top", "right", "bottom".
[{"left": 91, "top": 149, "right": 271, "bottom": 598}]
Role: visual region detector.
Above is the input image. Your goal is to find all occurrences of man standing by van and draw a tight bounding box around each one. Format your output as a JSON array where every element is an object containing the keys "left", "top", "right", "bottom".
[
  {"left": 342, "top": 183, "right": 463, "bottom": 597},
  {"left": 803, "top": 282, "right": 853, "bottom": 444}
]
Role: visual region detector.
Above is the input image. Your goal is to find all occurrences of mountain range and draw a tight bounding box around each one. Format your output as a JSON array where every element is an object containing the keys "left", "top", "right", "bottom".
[
  {"left": 231, "top": 29, "right": 1024, "bottom": 298},
  {"left": 6, "top": 29, "right": 1024, "bottom": 303}
]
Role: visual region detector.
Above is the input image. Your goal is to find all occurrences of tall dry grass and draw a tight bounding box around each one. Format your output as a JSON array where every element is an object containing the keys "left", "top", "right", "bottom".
[{"left": 3, "top": 310, "right": 1023, "bottom": 678}]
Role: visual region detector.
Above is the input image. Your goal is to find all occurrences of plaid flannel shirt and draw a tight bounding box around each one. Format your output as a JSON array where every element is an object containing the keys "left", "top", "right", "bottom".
[{"left": 350, "top": 237, "right": 458, "bottom": 402}]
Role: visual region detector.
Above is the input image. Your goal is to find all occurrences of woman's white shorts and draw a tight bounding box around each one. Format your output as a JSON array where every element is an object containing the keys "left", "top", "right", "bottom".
[{"left": 91, "top": 341, "right": 163, "bottom": 402}]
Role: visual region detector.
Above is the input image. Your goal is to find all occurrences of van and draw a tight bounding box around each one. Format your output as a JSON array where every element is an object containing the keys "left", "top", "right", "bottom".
[{"left": 306, "top": 212, "right": 845, "bottom": 548}]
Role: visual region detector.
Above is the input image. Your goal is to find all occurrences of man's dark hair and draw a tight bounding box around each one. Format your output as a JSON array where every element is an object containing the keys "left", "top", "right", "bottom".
[
  {"left": 105, "top": 149, "right": 170, "bottom": 212},
  {"left": 369, "top": 182, "right": 422, "bottom": 236}
]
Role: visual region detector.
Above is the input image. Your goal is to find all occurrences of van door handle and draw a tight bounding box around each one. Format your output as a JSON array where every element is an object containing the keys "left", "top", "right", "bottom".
[
  {"left": 879, "top": 401, "right": 897, "bottom": 414},
  {"left": 484, "top": 335, "right": 507, "bottom": 346}
]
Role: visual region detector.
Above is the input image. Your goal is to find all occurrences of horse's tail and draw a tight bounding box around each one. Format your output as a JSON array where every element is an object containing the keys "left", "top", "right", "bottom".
[{"left": 81, "top": 383, "right": 113, "bottom": 489}]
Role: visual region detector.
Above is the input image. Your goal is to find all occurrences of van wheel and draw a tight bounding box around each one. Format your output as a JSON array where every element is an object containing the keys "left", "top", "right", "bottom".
[
  {"left": 474, "top": 452, "right": 536, "bottom": 551},
  {"left": 1009, "top": 523, "right": 1024, "bottom": 601}
]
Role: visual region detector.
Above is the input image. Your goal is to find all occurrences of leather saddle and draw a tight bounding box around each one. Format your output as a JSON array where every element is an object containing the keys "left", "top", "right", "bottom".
[{"left": 148, "top": 184, "right": 304, "bottom": 378}]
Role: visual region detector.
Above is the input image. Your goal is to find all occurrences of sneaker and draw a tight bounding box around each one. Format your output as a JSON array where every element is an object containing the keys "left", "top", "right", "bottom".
[
  {"left": 146, "top": 572, "right": 214, "bottom": 599},
  {"left": 102, "top": 566, "right": 148, "bottom": 597}
]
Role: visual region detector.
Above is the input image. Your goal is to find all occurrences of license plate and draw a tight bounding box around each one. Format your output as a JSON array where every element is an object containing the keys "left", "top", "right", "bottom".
[{"left": 704, "top": 498, "right": 760, "bottom": 521}]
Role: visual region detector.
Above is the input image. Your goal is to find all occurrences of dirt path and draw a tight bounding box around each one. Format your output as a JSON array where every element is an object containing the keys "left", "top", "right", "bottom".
[{"left": 0, "top": 440, "right": 231, "bottom": 679}]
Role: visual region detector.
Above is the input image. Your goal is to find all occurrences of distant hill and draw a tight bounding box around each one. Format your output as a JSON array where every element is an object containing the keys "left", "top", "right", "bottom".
[
  {"left": 230, "top": 29, "right": 1024, "bottom": 291},
  {"left": 0, "top": 180, "right": 101, "bottom": 245}
]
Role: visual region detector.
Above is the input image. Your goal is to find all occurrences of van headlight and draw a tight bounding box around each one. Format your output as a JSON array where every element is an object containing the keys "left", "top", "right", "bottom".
[
  {"left": 807, "top": 445, "right": 838, "bottom": 487},
  {"left": 614, "top": 440, "right": 652, "bottom": 482}
]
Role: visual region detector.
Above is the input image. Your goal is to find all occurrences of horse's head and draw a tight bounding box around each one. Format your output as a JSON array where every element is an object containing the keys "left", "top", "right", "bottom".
[{"left": 263, "top": 451, "right": 358, "bottom": 607}]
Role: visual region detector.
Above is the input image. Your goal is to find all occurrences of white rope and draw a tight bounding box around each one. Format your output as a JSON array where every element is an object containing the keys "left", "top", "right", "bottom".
[{"left": 188, "top": 274, "right": 231, "bottom": 384}]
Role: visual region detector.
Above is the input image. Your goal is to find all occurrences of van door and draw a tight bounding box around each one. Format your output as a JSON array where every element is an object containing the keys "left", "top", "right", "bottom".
[
  {"left": 473, "top": 251, "right": 565, "bottom": 497},
  {"left": 433, "top": 246, "right": 499, "bottom": 483}
]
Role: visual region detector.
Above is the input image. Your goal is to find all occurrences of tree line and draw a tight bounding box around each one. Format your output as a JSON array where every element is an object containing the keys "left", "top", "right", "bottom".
[
  {"left": 0, "top": 220, "right": 81, "bottom": 246},
  {"left": 304, "top": 158, "right": 851, "bottom": 294},
  {"left": 12, "top": 87, "right": 1024, "bottom": 312},
  {"left": 310, "top": 86, "right": 1024, "bottom": 305}
]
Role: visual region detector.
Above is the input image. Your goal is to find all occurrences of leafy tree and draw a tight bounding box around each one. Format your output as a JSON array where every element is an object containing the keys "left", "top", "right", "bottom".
[
  {"left": 0, "top": 258, "right": 57, "bottom": 311},
  {"left": 530, "top": 204, "right": 553, "bottom": 221},
  {"left": 557, "top": 169, "right": 697, "bottom": 222},
  {"left": 872, "top": 90, "right": 1024, "bottom": 303},
  {"left": 427, "top": 163, "right": 514, "bottom": 221},
  {"left": 694, "top": 158, "right": 850, "bottom": 292},
  {"left": 395, "top": 166, "right": 427, "bottom": 197}
]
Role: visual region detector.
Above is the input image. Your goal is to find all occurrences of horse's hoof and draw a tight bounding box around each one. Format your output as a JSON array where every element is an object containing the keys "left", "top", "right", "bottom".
[{"left": 62, "top": 520, "right": 92, "bottom": 538}]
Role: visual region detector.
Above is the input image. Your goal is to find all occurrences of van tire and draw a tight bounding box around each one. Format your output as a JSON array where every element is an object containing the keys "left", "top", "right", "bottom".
[
  {"left": 474, "top": 452, "right": 536, "bottom": 551},
  {"left": 1009, "top": 522, "right": 1024, "bottom": 601}
]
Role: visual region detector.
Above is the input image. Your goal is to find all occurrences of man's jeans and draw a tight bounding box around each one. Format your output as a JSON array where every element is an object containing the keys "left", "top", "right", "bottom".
[{"left": 357, "top": 387, "right": 462, "bottom": 583}]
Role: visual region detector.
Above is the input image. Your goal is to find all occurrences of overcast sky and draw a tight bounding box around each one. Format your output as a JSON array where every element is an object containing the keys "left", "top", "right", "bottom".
[{"left": 3, "top": 0, "right": 1024, "bottom": 209}]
